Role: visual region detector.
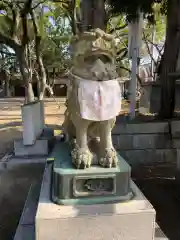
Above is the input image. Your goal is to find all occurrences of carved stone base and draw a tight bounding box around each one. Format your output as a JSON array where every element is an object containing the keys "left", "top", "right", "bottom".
[
  {"left": 36, "top": 164, "right": 157, "bottom": 240},
  {"left": 51, "top": 142, "right": 132, "bottom": 205}
]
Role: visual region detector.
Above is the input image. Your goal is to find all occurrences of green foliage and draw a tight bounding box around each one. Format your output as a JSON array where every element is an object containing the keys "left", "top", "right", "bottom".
[
  {"left": 40, "top": 2, "right": 72, "bottom": 72},
  {"left": 107, "top": 0, "right": 168, "bottom": 22},
  {"left": 0, "top": 0, "right": 167, "bottom": 78},
  {"left": 0, "top": 0, "right": 72, "bottom": 74},
  {"left": 0, "top": 44, "right": 16, "bottom": 72}
]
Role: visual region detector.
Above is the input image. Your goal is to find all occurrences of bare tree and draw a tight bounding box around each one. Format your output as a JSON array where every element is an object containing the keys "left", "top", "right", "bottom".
[{"left": 0, "top": 0, "right": 35, "bottom": 102}]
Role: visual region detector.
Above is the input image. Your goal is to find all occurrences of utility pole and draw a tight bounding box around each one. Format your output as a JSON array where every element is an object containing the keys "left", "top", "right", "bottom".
[
  {"left": 128, "top": 13, "right": 143, "bottom": 119},
  {"left": 129, "top": 48, "right": 138, "bottom": 119}
]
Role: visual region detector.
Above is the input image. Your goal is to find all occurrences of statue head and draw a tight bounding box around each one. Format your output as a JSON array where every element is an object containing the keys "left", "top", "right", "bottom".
[
  {"left": 70, "top": 29, "right": 119, "bottom": 80},
  {"left": 71, "top": 28, "right": 116, "bottom": 64}
]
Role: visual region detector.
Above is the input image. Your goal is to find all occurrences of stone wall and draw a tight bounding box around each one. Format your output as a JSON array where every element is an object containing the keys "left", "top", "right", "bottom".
[
  {"left": 171, "top": 121, "right": 180, "bottom": 176},
  {"left": 112, "top": 121, "right": 178, "bottom": 167}
]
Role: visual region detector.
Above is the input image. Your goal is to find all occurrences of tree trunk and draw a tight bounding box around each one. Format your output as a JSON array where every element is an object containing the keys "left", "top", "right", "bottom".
[
  {"left": 35, "top": 36, "right": 47, "bottom": 100},
  {"left": 0, "top": 71, "right": 11, "bottom": 97},
  {"left": 92, "top": 0, "right": 106, "bottom": 30},
  {"left": 5, "top": 77, "right": 11, "bottom": 97},
  {"left": 159, "top": 0, "right": 180, "bottom": 118},
  {"left": 80, "top": 0, "right": 93, "bottom": 31},
  {"left": 17, "top": 47, "right": 34, "bottom": 103},
  {"left": 70, "top": 0, "right": 78, "bottom": 35},
  {"left": 34, "top": 69, "right": 41, "bottom": 99},
  {"left": 31, "top": 9, "right": 47, "bottom": 100},
  {"left": 80, "top": 0, "right": 106, "bottom": 31}
]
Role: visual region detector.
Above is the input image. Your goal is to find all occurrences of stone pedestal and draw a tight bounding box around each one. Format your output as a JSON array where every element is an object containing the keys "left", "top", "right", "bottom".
[
  {"left": 35, "top": 164, "right": 156, "bottom": 240},
  {"left": 13, "top": 168, "right": 167, "bottom": 240},
  {"left": 52, "top": 142, "right": 132, "bottom": 205}
]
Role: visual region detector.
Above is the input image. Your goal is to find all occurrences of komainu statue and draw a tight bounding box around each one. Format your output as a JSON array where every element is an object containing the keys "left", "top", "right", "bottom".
[{"left": 63, "top": 28, "right": 121, "bottom": 169}]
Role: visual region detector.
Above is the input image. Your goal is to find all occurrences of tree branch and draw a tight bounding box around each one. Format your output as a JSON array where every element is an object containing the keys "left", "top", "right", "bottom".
[
  {"left": 11, "top": 7, "right": 21, "bottom": 42},
  {"left": 21, "top": 13, "right": 29, "bottom": 46},
  {"left": 109, "top": 23, "right": 128, "bottom": 34},
  {"left": 70, "top": 0, "right": 77, "bottom": 35},
  {"left": 52, "top": 0, "right": 68, "bottom": 3},
  {"left": 0, "top": 32, "right": 21, "bottom": 50},
  {"left": 20, "top": 0, "right": 34, "bottom": 46},
  {"left": 30, "top": 9, "right": 39, "bottom": 36},
  {"left": 143, "top": 31, "right": 157, "bottom": 68},
  {"left": 116, "top": 50, "right": 128, "bottom": 61},
  {"left": 0, "top": 50, "right": 16, "bottom": 56},
  {"left": 32, "top": 0, "right": 48, "bottom": 10},
  {"left": 1, "top": 0, "right": 13, "bottom": 7},
  {"left": 145, "top": 38, "right": 164, "bottom": 57},
  {"left": 30, "top": 9, "right": 47, "bottom": 100},
  {"left": 117, "top": 47, "right": 128, "bottom": 56},
  {"left": 21, "top": 0, "right": 33, "bottom": 14},
  {"left": 0, "top": 1, "right": 20, "bottom": 42}
]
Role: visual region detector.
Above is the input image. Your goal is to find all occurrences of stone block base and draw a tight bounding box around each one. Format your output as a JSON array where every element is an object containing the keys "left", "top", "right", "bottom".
[
  {"left": 36, "top": 164, "right": 156, "bottom": 240},
  {"left": 14, "top": 139, "right": 48, "bottom": 157},
  {"left": 52, "top": 142, "right": 132, "bottom": 205},
  {"left": 14, "top": 127, "right": 54, "bottom": 157}
]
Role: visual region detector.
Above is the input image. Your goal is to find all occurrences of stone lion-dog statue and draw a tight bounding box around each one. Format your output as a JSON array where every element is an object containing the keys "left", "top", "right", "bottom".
[{"left": 62, "top": 28, "right": 121, "bottom": 169}]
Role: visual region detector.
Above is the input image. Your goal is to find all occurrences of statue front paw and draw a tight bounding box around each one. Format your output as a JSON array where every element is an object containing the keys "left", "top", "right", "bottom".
[
  {"left": 71, "top": 146, "right": 93, "bottom": 169},
  {"left": 99, "top": 148, "right": 118, "bottom": 168}
]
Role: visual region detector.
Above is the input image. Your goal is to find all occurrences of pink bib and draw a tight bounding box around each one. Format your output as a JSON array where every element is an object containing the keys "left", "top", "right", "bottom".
[{"left": 78, "top": 79, "right": 121, "bottom": 121}]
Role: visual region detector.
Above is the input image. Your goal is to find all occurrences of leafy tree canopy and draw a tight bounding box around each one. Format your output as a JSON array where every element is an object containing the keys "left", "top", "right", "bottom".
[{"left": 107, "top": 0, "right": 168, "bottom": 22}]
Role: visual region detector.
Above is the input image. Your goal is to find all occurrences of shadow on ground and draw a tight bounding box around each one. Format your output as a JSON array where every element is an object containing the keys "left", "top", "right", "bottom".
[
  {"left": 132, "top": 163, "right": 180, "bottom": 240},
  {"left": 0, "top": 121, "right": 22, "bottom": 159},
  {"left": 0, "top": 164, "right": 45, "bottom": 240}
]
